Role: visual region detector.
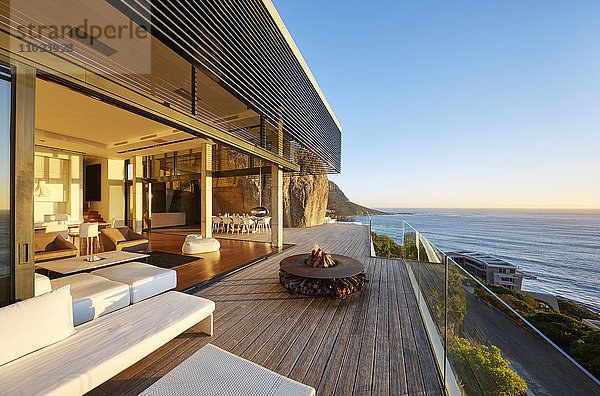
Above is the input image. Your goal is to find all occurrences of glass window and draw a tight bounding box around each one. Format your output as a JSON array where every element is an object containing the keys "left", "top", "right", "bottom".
[{"left": 0, "top": 67, "right": 12, "bottom": 306}]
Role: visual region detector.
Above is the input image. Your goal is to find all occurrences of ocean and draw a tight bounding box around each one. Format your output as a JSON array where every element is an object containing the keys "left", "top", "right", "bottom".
[{"left": 357, "top": 209, "right": 600, "bottom": 314}]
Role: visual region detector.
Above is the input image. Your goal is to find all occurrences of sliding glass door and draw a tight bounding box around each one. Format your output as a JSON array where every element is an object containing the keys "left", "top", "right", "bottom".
[{"left": 0, "top": 65, "right": 12, "bottom": 306}]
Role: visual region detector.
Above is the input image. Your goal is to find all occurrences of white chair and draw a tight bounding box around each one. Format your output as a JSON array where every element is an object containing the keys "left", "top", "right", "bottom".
[
  {"left": 232, "top": 216, "right": 244, "bottom": 233},
  {"left": 241, "top": 217, "right": 254, "bottom": 234},
  {"left": 221, "top": 216, "right": 233, "bottom": 233},
  {"left": 79, "top": 222, "right": 100, "bottom": 255},
  {"left": 257, "top": 216, "right": 271, "bottom": 233},
  {"left": 212, "top": 216, "right": 221, "bottom": 232},
  {"left": 109, "top": 218, "right": 116, "bottom": 228},
  {"left": 45, "top": 223, "right": 69, "bottom": 241},
  {"left": 43, "top": 214, "right": 55, "bottom": 223}
]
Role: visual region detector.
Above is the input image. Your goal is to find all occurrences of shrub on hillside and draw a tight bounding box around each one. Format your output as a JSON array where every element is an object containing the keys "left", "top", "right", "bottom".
[
  {"left": 371, "top": 232, "right": 402, "bottom": 258},
  {"left": 526, "top": 312, "right": 589, "bottom": 351},
  {"left": 558, "top": 299, "right": 600, "bottom": 321},
  {"left": 449, "top": 337, "right": 527, "bottom": 396}
]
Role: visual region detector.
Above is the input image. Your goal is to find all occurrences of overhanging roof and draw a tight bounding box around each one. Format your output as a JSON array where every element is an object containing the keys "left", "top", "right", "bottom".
[{"left": 107, "top": 0, "right": 342, "bottom": 173}]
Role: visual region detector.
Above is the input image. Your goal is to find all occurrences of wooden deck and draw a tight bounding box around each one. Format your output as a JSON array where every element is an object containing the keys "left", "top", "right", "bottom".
[
  {"left": 90, "top": 224, "right": 443, "bottom": 396},
  {"left": 145, "top": 231, "right": 279, "bottom": 290}
]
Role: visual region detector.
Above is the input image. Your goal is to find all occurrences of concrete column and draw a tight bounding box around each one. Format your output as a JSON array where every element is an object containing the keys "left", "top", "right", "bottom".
[
  {"left": 131, "top": 156, "right": 143, "bottom": 232},
  {"left": 271, "top": 164, "right": 283, "bottom": 248},
  {"left": 13, "top": 64, "right": 36, "bottom": 301},
  {"left": 200, "top": 143, "right": 213, "bottom": 238}
]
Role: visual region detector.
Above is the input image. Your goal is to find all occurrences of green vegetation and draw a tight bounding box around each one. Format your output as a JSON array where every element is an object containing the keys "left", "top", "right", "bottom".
[
  {"left": 449, "top": 338, "right": 527, "bottom": 396},
  {"left": 558, "top": 298, "right": 600, "bottom": 321},
  {"left": 371, "top": 232, "right": 403, "bottom": 258}
]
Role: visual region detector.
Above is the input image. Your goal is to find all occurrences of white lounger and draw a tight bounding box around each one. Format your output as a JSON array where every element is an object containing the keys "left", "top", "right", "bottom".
[
  {"left": 0, "top": 291, "right": 214, "bottom": 396},
  {"left": 140, "top": 344, "right": 315, "bottom": 396}
]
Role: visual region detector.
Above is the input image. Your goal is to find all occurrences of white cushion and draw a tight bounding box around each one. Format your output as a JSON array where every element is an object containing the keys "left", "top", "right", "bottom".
[
  {"left": 34, "top": 273, "right": 52, "bottom": 296},
  {"left": 92, "top": 262, "right": 177, "bottom": 303},
  {"left": 139, "top": 344, "right": 315, "bottom": 396},
  {"left": 184, "top": 234, "right": 203, "bottom": 241},
  {"left": 182, "top": 237, "right": 220, "bottom": 254},
  {"left": 51, "top": 273, "right": 131, "bottom": 326},
  {"left": 0, "top": 291, "right": 215, "bottom": 396},
  {"left": 0, "top": 285, "right": 74, "bottom": 366}
]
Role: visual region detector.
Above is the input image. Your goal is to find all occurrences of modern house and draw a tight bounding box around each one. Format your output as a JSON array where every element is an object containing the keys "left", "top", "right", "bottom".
[
  {"left": 447, "top": 250, "right": 535, "bottom": 292},
  {"left": 1, "top": 1, "right": 600, "bottom": 395},
  {"left": 0, "top": 0, "right": 341, "bottom": 304}
]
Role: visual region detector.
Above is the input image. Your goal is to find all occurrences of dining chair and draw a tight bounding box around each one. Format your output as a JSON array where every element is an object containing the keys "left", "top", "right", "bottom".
[
  {"left": 233, "top": 216, "right": 244, "bottom": 233},
  {"left": 212, "top": 216, "right": 221, "bottom": 232},
  {"left": 79, "top": 222, "right": 100, "bottom": 255},
  {"left": 221, "top": 217, "right": 233, "bottom": 233},
  {"left": 257, "top": 217, "right": 271, "bottom": 233},
  {"left": 241, "top": 217, "right": 254, "bottom": 234},
  {"left": 43, "top": 214, "right": 55, "bottom": 223}
]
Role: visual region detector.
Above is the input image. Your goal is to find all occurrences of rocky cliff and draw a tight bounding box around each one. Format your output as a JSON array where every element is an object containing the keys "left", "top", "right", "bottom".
[
  {"left": 327, "top": 181, "right": 391, "bottom": 217},
  {"left": 212, "top": 171, "right": 329, "bottom": 228},
  {"left": 283, "top": 173, "right": 329, "bottom": 227}
]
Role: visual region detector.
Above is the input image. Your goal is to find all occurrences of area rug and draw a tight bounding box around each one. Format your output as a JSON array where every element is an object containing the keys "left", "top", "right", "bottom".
[{"left": 145, "top": 251, "right": 203, "bottom": 269}]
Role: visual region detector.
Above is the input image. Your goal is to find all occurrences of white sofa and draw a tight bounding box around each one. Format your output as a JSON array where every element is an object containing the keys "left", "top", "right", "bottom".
[{"left": 0, "top": 290, "right": 214, "bottom": 396}]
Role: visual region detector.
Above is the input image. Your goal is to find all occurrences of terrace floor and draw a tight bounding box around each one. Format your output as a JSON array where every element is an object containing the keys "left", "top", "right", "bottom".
[
  {"left": 145, "top": 231, "right": 279, "bottom": 290},
  {"left": 90, "top": 223, "right": 443, "bottom": 395}
]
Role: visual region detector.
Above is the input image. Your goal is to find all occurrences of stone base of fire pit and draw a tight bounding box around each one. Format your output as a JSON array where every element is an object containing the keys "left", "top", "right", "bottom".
[{"left": 279, "top": 254, "right": 368, "bottom": 299}]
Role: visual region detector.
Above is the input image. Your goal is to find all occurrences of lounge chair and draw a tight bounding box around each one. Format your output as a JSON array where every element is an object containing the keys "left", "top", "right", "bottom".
[
  {"left": 101, "top": 226, "right": 149, "bottom": 252},
  {"left": 34, "top": 231, "right": 78, "bottom": 263}
]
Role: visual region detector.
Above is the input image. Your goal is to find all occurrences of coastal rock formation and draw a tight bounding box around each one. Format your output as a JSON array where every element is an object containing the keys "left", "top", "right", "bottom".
[
  {"left": 283, "top": 173, "right": 328, "bottom": 227},
  {"left": 209, "top": 147, "right": 329, "bottom": 227},
  {"left": 212, "top": 172, "right": 329, "bottom": 227},
  {"left": 327, "top": 181, "right": 391, "bottom": 217}
]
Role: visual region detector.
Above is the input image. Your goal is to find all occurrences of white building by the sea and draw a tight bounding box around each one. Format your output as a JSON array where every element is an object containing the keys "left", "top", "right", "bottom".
[{"left": 447, "top": 251, "right": 535, "bottom": 292}]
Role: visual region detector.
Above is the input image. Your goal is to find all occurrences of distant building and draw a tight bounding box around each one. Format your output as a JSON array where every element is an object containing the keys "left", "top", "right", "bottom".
[{"left": 447, "top": 251, "right": 535, "bottom": 292}]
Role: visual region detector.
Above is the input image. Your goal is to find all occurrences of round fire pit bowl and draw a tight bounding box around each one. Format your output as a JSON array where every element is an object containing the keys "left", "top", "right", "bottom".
[{"left": 279, "top": 254, "right": 368, "bottom": 299}]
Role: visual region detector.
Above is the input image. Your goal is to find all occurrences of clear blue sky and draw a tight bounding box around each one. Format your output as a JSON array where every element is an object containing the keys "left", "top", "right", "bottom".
[{"left": 273, "top": 0, "right": 600, "bottom": 209}]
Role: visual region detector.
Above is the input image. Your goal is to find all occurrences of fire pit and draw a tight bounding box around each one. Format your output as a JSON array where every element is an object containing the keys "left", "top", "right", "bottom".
[{"left": 279, "top": 244, "right": 368, "bottom": 298}]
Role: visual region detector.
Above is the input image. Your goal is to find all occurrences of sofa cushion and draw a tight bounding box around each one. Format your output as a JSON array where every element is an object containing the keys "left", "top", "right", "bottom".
[
  {"left": 102, "top": 227, "right": 127, "bottom": 243},
  {"left": 0, "top": 291, "right": 214, "bottom": 396},
  {"left": 51, "top": 273, "right": 131, "bottom": 326},
  {"left": 0, "top": 285, "right": 74, "bottom": 366},
  {"left": 92, "top": 262, "right": 177, "bottom": 303}
]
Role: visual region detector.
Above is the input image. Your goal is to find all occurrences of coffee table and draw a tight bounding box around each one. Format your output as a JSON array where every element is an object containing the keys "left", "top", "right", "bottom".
[{"left": 35, "top": 251, "right": 149, "bottom": 275}]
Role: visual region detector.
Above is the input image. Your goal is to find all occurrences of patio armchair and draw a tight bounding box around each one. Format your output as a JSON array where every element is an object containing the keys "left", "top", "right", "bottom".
[
  {"left": 34, "top": 231, "right": 78, "bottom": 263},
  {"left": 101, "top": 226, "right": 149, "bottom": 252}
]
